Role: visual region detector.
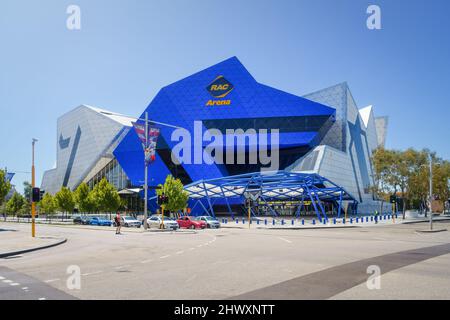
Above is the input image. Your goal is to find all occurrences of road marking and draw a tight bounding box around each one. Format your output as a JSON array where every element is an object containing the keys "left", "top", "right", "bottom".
[
  {"left": 159, "top": 255, "right": 170, "bottom": 259},
  {"left": 45, "top": 279, "right": 60, "bottom": 283},
  {"left": 38, "top": 297, "right": 46, "bottom": 300},
  {"left": 115, "top": 265, "right": 131, "bottom": 269},
  {"left": 141, "top": 259, "right": 153, "bottom": 264},
  {"left": 2, "top": 279, "right": 12, "bottom": 283},
  {"left": 278, "top": 237, "right": 292, "bottom": 244},
  {"left": 10, "top": 282, "right": 20, "bottom": 286},
  {"left": 0, "top": 276, "right": 4, "bottom": 280},
  {"left": 176, "top": 251, "right": 184, "bottom": 255},
  {"left": 81, "top": 271, "right": 103, "bottom": 276},
  {"left": 22, "top": 287, "right": 29, "bottom": 290}
]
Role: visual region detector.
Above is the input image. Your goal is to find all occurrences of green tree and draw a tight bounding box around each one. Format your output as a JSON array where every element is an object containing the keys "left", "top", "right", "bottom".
[
  {"left": 74, "top": 183, "right": 97, "bottom": 213},
  {"left": 6, "top": 192, "right": 25, "bottom": 217},
  {"left": 23, "top": 181, "right": 32, "bottom": 202},
  {"left": 91, "top": 178, "right": 121, "bottom": 214},
  {"left": 156, "top": 175, "right": 189, "bottom": 214},
  {"left": 0, "top": 169, "right": 11, "bottom": 208},
  {"left": 54, "top": 187, "right": 75, "bottom": 218},
  {"left": 40, "top": 193, "right": 57, "bottom": 218}
]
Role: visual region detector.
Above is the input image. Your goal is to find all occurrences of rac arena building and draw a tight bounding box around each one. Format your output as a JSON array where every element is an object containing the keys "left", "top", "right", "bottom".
[{"left": 41, "top": 57, "right": 389, "bottom": 219}]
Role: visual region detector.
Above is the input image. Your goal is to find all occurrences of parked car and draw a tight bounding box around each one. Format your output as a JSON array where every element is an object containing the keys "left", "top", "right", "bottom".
[
  {"left": 146, "top": 215, "right": 179, "bottom": 230},
  {"left": 176, "top": 216, "right": 207, "bottom": 229},
  {"left": 73, "top": 215, "right": 90, "bottom": 225},
  {"left": 196, "top": 216, "right": 221, "bottom": 228},
  {"left": 118, "top": 216, "right": 141, "bottom": 228},
  {"left": 89, "top": 216, "right": 112, "bottom": 226}
]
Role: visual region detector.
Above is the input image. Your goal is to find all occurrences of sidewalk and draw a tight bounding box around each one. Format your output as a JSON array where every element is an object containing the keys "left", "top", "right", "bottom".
[
  {"left": 220, "top": 215, "right": 450, "bottom": 230},
  {"left": 0, "top": 225, "right": 66, "bottom": 258}
]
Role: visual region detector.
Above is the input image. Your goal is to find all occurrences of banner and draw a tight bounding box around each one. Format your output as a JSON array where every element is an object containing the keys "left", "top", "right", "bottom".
[
  {"left": 132, "top": 122, "right": 160, "bottom": 165},
  {"left": 5, "top": 172, "right": 15, "bottom": 182}
]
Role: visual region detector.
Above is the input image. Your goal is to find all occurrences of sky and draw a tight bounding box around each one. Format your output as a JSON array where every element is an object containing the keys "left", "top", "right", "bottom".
[{"left": 1, "top": 0, "right": 449, "bottom": 193}]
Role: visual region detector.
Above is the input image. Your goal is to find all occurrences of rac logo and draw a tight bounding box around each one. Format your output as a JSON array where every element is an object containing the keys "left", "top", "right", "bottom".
[{"left": 206, "top": 75, "right": 234, "bottom": 98}]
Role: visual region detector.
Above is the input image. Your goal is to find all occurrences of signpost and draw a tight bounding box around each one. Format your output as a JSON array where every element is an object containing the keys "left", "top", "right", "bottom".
[
  {"left": 132, "top": 112, "right": 160, "bottom": 230},
  {"left": 243, "top": 189, "right": 261, "bottom": 229}
]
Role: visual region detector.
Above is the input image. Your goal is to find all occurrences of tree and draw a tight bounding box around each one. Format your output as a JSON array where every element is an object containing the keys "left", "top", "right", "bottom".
[
  {"left": 91, "top": 178, "right": 121, "bottom": 215},
  {"left": 0, "top": 169, "right": 11, "bottom": 208},
  {"left": 6, "top": 192, "right": 25, "bottom": 218},
  {"left": 40, "top": 193, "right": 57, "bottom": 218},
  {"left": 156, "top": 175, "right": 189, "bottom": 214},
  {"left": 54, "top": 187, "right": 75, "bottom": 218},
  {"left": 74, "top": 183, "right": 97, "bottom": 213},
  {"left": 23, "top": 181, "right": 32, "bottom": 202}
]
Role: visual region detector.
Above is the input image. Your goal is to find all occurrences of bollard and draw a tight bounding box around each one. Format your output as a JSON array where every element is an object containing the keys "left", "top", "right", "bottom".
[
  {"left": 264, "top": 219, "right": 267, "bottom": 225},
  {"left": 366, "top": 217, "right": 369, "bottom": 222},
  {"left": 302, "top": 219, "right": 305, "bottom": 225},
  {"left": 242, "top": 219, "right": 245, "bottom": 224},
  {"left": 312, "top": 219, "right": 316, "bottom": 225},
  {"left": 333, "top": 218, "right": 336, "bottom": 224},
  {"left": 292, "top": 219, "right": 295, "bottom": 225},
  {"left": 225, "top": 218, "right": 228, "bottom": 224},
  {"left": 356, "top": 217, "right": 359, "bottom": 223},
  {"left": 342, "top": 218, "right": 346, "bottom": 224},
  {"left": 272, "top": 219, "right": 275, "bottom": 225},
  {"left": 236, "top": 219, "right": 238, "bottom": 224},
  {"left": 350, "top": 218, "right": 353, "bottom": 224},
  {"left": 256, "top": 220, "right": 259, "bottom": 225},
  {"left": 323, "top": 219, "right": 326, "bottom": 225},
  {"left": 371, "top": 216, "right": 373, "bottom": 221},
  {"left": 281, "top": 219, "right": 285, "bottom": 225}
]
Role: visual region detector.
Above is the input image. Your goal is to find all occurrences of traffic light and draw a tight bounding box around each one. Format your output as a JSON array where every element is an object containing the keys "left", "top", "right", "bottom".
[
  {"left": 390, "top": 195, "right": 397, "bottom": 203},
  {"left": 32, "top": 187, "right": 40, "bottom": 202},
  {"left": 39, "top": 189, "right": 45, "bottom": 201},
  {"left": 157, "top": 193, "right": 169, "bottom": 205}
]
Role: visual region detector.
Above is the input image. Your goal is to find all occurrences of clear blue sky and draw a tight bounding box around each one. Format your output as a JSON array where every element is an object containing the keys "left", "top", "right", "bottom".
[{"left": 1, "top": 0, "right": 449, "bottom": 193}]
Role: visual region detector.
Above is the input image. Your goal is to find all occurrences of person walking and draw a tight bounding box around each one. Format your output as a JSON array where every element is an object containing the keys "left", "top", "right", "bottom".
[
  {"left": 374, "top": 210, "right": 379, "bottom": 224},
  {"left": 115, "top": 212, "right": 122, "bottom": 234}
]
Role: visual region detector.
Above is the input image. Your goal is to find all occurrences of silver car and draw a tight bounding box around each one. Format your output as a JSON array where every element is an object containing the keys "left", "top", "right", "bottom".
[
  {"left": 196, "top": 216, "right": 221, "bottom": 228},
  {"left": 121, "top": 216, "right": 141, "bottom": 228},
  {"left": 146, "top": 215, "right": 179, "bottom": 230}
]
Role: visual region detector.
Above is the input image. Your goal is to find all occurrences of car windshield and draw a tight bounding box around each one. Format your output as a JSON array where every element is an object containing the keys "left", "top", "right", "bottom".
[{"left": 123, "top": 216, "right": 136, "bottom": 221}]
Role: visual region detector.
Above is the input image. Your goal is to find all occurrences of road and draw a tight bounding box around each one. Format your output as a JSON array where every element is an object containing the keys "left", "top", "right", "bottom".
[{"left": 0, "top": 221, "right": 449, "bottom": 299}]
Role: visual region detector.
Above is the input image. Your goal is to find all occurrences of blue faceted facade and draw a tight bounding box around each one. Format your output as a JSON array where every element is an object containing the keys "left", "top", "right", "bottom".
[{"left": 113, "top": 57, "right": 336, "bottom": 189}]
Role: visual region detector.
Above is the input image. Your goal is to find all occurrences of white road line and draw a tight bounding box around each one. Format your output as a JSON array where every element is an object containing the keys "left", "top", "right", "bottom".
[
  {"left": 38, "top": 297, "right": 46, "bottom": 300},
  {"left": 115, "top": 265, "right": 131, "bottom": 269},
  {"left": 2, "top": 279, "right": 12, "bottom": 283},
  {"left": 10, "top": 283, "right": 20, "bottom": 286},
  {"left": 141, "top": 259, "right": 153, "bottom": 264},
  {"left": 175, "top": 251, "right": 184, "bottom": 255},
  {"left": 278, "top": 237, "right": 292, "bottom": 244},
  {"left": 44, "top": 279, "right": 60, "bottom": 283},
  {"left": 81, "top": 271, "right": 103, "bottom": 276},
  {"left": 22, "top": 287, "right": 29, "bottom": 290},
  {"left": 0, "top": 276, "right": 4, "bottom": 280},
  {"left": 159, "top": 255, "right": 170, "bottom": 259}
]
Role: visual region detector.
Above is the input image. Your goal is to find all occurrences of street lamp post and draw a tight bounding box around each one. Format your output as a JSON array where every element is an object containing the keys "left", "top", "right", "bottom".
[
  {"left": 429, "top": 153, "right": 433, "bottom": 231},
  {"left": 31, "top": 138, "right": 38, "bottom": 237},
  {"left": 143, "top": 112, "right": 149, "bottom": 230}
]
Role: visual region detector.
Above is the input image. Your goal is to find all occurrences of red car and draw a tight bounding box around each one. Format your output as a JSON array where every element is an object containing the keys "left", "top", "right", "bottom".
[{"left": 177, "top": 216, "right": 207, "bottom": 229}]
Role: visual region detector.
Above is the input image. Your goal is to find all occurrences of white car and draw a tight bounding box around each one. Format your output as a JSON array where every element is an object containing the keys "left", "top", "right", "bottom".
[
  {"left": 120, "top": 216, "right": 141, "bottom": 228},
  {"left": 146, "top": 215, "right": 179, "bottom": 230},
  {"left": 196, "top": 216, "right": 221, "bottom": 228}
]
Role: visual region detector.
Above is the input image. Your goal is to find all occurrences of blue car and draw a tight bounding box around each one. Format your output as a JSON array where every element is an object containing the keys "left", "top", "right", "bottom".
[{"left": 89, "top": 216, "right": 112, "bottom": 226}]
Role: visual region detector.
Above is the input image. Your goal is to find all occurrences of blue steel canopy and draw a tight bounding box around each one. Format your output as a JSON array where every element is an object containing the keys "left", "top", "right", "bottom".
[{"left": 184, "top": 170, "right": 357, "bottom": 221}]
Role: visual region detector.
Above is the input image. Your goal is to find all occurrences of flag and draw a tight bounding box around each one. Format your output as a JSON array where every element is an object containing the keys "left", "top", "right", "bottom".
[{"left": 132, "top": 121, "right": 160, "bottom": 165}]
